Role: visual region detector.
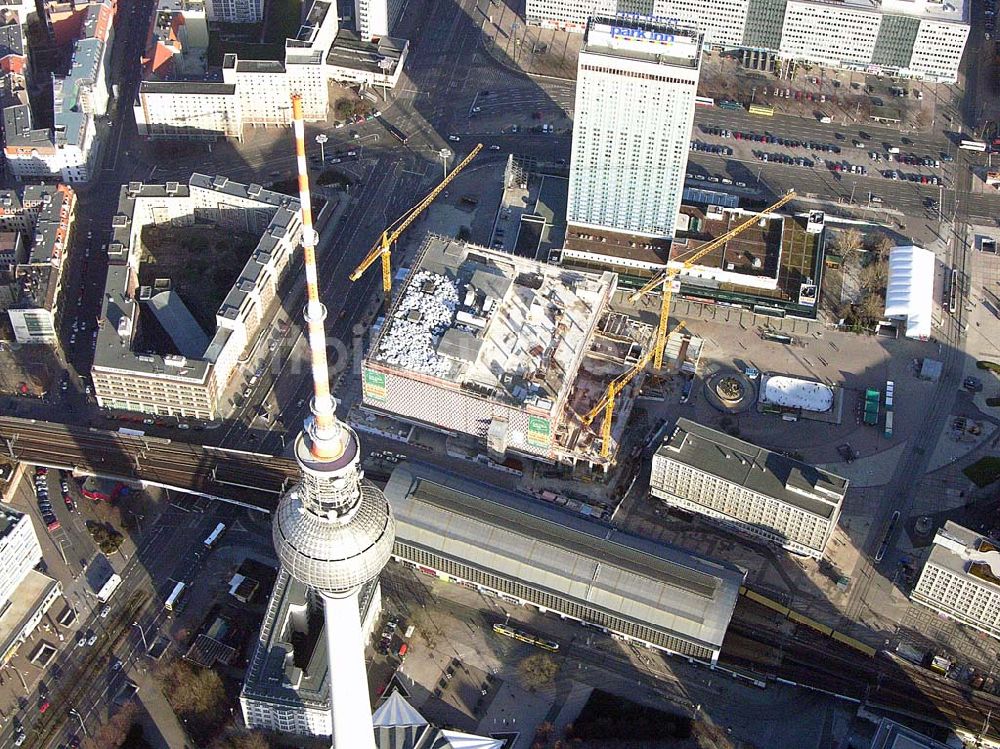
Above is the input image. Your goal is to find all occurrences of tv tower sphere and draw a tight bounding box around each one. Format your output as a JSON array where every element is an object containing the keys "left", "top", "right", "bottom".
[{"left": 272, "top": 426, "right": 395, "bottom": 596}]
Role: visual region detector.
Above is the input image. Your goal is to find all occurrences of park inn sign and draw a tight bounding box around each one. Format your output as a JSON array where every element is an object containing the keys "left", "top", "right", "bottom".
[
  {"left": 609, "top": 25, "right": 677, "bottom": 44},
  {"left": 590, "top": 22, "right": 701, "bottom": 59}
]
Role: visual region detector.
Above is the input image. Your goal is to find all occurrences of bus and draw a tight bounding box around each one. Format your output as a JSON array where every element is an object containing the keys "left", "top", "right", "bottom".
[
  {"left": 960, "top": 140, "right": 987, "bottom": 152},
  {"left": 948, "top": 268, "right": 959, "bottom": 314},
  {"left": 492, "top": 623, "right": 559, "bottom": 652},
  {"left": 748, "top": 104, "right": 774, "bottom": 117},
  {"left": 164, "top": 582, "right": 187, "bottom": 613},
  {"left": 875, "top": 510, "right": 900, "bottom": 563},
  {"left": 96, "top": 574, "right": 122, "bottom": 604},
  {"left": 380, "top": 117, "right": 409, "bottom": 144},
  {"left": 203, "top": 522, "right": 226, "bottom": 549},
  {"left": 718, "top": 100, "right": 744, "bottom": 111},
  {"left": 695, "top": 96, "right": 715, "bottom": 108}
]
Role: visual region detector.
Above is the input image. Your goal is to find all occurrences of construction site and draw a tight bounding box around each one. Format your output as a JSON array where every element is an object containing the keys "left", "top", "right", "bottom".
[{"left": 361, "top": 234, "right": 659, "bottom": 471}]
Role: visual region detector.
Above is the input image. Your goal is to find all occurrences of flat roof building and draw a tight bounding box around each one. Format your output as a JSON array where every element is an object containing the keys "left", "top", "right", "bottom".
[
  {"left": 651, "top": 418, "right": 847, "bottom": 558},
  {"left": 568, "top": 17, "right": 701, "bottom": 240},
  {"left": 91, "top": 175, "right": 301, "bottom": 420},
  {"left": 384, "top": 463, "right": 745, "bottom": 664},
  {"left": 240, "top": 571, "right": 381, "bottom": 737},
  {"left": 869, "top": 718, "right": 952, "bottom": 749},
  {"left": 135, "top": 0, "right": 408, "bottom": 142},
  {"left": 911, "top": 521, "right": 1000, "bottom": 641},
  {"left": 363, "top": 233, "right": 652, "bottom": 469},
  {"left": 0, "top": 505, "right": 61, "bottom": 666},
  {"left": 526, "top": 2, "right": 967, "bottom": 82}
]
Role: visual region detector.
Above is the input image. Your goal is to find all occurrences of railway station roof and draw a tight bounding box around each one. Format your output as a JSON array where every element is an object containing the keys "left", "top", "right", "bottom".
[{"left": 384, "top": 463, "right": 745, "bottom": 653}]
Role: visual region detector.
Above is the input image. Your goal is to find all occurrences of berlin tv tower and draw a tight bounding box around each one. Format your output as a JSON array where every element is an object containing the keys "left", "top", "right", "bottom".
[{"left": 272, "top": 94, "right": 395, "bottom": 749}]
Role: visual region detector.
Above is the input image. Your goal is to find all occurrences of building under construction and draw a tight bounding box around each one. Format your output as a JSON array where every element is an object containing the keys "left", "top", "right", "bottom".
[{"left": 361, "top": 234, "right": 653, "bottom": 470}]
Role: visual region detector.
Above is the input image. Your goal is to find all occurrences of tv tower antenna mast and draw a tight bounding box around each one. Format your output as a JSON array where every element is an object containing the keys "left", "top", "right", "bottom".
[{"left": 272, "top": 94, "right": 395, "bottom": 749}]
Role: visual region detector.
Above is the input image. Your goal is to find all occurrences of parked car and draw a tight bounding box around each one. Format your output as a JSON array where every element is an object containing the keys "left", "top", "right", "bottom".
[{"left": 964, "top": 376, "right": 984, "bottom": 392}]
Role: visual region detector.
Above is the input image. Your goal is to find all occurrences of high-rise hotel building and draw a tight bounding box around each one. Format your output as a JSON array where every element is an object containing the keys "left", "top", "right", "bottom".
[{"left": 567, "top": 17, "right": 702, "bottom": 240}]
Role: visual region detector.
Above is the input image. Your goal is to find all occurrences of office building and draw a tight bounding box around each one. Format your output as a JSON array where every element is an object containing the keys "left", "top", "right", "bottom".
[
  {"left": 355, "top": 0, "right": 388, "bottom": 40},
  {"left": 385, "top": 463, "right": 745, "bottom": 664},
  {"left": 526, "top": 1, "right": 968, "bottom": 83},
  {"left": 0, "top": 505, "right": 62, "bottom": 665},
  {"left": 241, "top": 571, "right": 383, "bottom": 736},
  {"left": 911, "top": 521, "right": 1000, "bottom": 641},
  {"left": 134, "top": 0, "right": 409, "bottom": 141},
  {"left": 242, "top": 570, "right": 502, "bottom": 749},
  {"left": 205, "top": 0, "right": 261, "bottom": 22},
  {"left": 90, "top": 175, "right": 301, "bottom": 419},
  {"left": 1, "top": 184, "right": 77, "bottom": 345},
  {"left": 650, "top": 418, "right": 847, "bottom": 558},
  {"left": 362, "top": 233, "right": 656, "bottom": 470},
  {"left": 567, "top": 17, "right": 702, "bottom": 240}
]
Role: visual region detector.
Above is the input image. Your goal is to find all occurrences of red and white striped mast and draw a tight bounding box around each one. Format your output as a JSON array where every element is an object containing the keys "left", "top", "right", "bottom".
[{"left": 290, "top": 93, "right": 346, "bottom": 462}]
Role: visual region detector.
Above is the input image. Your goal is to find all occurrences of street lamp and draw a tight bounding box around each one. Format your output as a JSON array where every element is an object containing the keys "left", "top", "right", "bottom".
[
  {"left": 439, "top": 148, "right": 452, "bottom": 180},
  {"left": 315, "top": 133, "right": 328, "bottom": 164},
  {"left": 69, "top": 707, "right": 87, "bottom": 736},
  {"left": 132, "top": 621, "right": 148, "bottom": 652}
]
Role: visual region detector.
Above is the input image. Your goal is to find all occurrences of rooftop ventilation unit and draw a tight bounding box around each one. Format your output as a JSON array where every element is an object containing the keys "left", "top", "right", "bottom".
[
  {"left": 165, "top": 181, "right": 179, "bottom": 194},
  {"left": 127, "top": 181, "right": 142, "bottom": 194},
  {"left": 164, "top": 355, "right": 187, "bottom": 368}
]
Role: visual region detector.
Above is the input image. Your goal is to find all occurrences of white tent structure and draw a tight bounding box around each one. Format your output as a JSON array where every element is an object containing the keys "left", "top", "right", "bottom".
[
  {"left": 371, "top": 690, "right": 503, "bottom": 749},
  {"left": 884, "top": 245, "right": 935, "bottom": 340}
]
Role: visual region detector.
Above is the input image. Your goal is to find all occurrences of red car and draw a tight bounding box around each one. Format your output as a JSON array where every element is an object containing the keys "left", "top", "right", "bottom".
[{"left": 38, "top": 700, "right": 50, "bottom": 713}]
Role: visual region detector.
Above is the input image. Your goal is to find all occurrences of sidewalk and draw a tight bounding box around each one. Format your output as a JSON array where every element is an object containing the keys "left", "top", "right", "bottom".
[
  {"left": 131, "top": 667, "right": 191, "bottom": 749},
  {"left": 479, "top": 3, "right": 580, "bottom": 81}
]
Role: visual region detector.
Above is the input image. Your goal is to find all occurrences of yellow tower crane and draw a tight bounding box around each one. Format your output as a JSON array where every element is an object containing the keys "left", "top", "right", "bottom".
[
  {"left": 579, "top": 190, "right": 796, "bottom": 459},
  {"left": 349, "top": 143, "right": 484, "bottom": 297},
  {"left": 635, "top": 190, "right": 797, "bottom": 371}
]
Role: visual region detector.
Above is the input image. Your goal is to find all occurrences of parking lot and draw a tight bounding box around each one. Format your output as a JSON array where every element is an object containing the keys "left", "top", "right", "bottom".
[{"left": 689, "top": 124, "right": 949, "bottom": 191}]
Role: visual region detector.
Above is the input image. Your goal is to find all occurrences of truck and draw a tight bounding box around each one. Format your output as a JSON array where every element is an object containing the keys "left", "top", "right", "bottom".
[{"left": 96, "top": 573, "right": 122, "bottom": 604}]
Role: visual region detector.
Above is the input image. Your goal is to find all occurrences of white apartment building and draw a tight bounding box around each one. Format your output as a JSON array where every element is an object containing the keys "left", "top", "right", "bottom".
[
  {"left": 526, "top": 0, "right": 968, "bottom": 83},
  {"left": 0, "top": 505, "right": 61, "bottom": 666},
  {"left": 0, "top": 509, "right": 41, "bottom": 605},
  {"left": 355, "top": 0, "right": 389, "bottom": 39},
  {"left": 911, "top": 521, "right": 1000, "bottom": 640},
  {"left": 135, "top": 82, "right": 242, "bottom": 140},
  {"left": 567, "top": 17, "right": 702, "bottom": 240},
  {"left": 779, "top": 1, "right": 881, "bottom": 67},
  {"left": 205, "top": 0, "right": 262, "bottom": 22},
  {"left": 908, "top": 16, "right": 969, "bottom": 81},
  {"left": 650, "top": 418, "right": 848, "bottom": 559}
]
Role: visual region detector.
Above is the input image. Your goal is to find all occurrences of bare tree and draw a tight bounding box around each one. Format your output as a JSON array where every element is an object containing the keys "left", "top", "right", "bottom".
[
  {"left": 858, "top": 293, "right": 886, "bottom": 327},
  {"left": 859, "top": 259, "right": 889, "bottom": 292},
  {"left": 83, "top": 701, "right": 140, "bottom": 749},
  {"left": 869, "top": 232, "right": 894, "bottom": 262},
  {"left": 518, "top": 653, "right": 560, "bottom": 692},
  {"left": 835, "top": 228, "right": 864, "bottom": 254},
  {"left": 211, "top": 730, "right": 271, "bottom": 749},
  {"left": 161, "top": 661, "right": 228, "bottom": 725}
]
